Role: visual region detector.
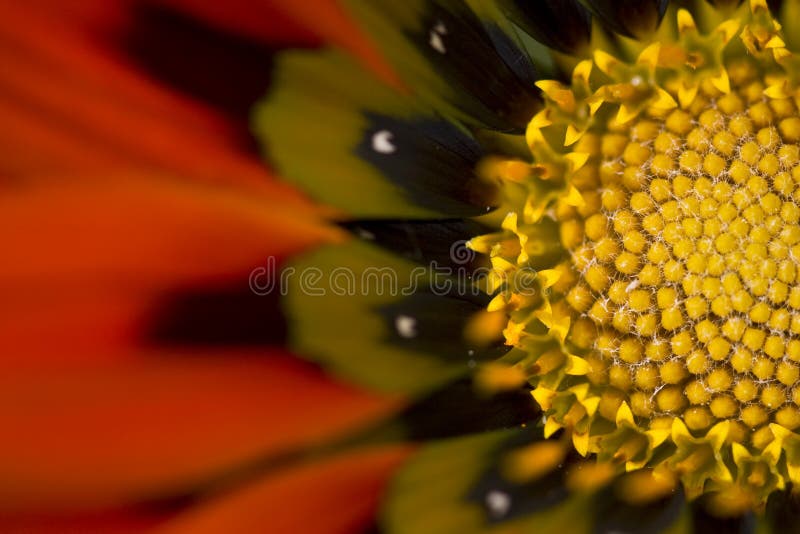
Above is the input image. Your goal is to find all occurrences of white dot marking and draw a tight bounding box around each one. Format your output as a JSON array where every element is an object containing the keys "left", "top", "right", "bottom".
[
  {"left": 395, "top": 315, "right": 418, "bottom": 338},
  {"left": 485, "top": 490, "right": 511, "bottom": 518},
  {"left": 371, "top": 130, "right": 396, "bottom": 154},
  {"left": 429, "top": 21, "right": 447, "bottom": 54},
  {"left": 356, "top": 228, "right": 375, "bottom": 240}
]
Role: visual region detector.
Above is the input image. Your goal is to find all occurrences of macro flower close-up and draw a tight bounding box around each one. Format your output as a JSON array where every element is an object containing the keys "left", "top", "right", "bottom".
[{"left": 10, "top": 0, "right": 800, "bottom": 532}]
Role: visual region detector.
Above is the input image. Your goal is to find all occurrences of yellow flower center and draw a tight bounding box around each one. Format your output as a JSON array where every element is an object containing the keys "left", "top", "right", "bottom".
[
  {"left": 561, "top": 62, "right": 800, "bottom": 442},
  {"left": 469, "top": 0, "right": 800, "bottom": 512}
]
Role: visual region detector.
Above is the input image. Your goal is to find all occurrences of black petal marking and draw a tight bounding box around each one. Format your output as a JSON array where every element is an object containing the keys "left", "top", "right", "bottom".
[
  {"left": 764, "top": 489, "right": 800, "bottom": 534},
  {"left": 356, "top": 114, "right": 497, "bottom": 217},
  {"left": 497, "top": 0, "right": 592, "bottom": 55},
  {"left": 123, "top": 4, "right": 279, "bottom": 154},
  {"left": 467, "top": 428, "right": 574, "bottom": 523},
  {"left": 767, "top": 0, "right": 783, "bottom": 15},
  {"left": 691, "top": 502, "right": 756, "bottom": 534},
  {"left": 584, "top": 0, "right": 669, "bottom": 39},
  {"left": 705, "top": 0, "right": 745, "bottom": 7},
  {"left": 395, "top": 1, "right": 539, "bottom": 131},
  {"left": 341, "top": 218, "right": 492, "bottom": 271},
  {"left": 379, "top": 290, "right": 509, "bottom": 363},
  {"left": 594, "top": 487, "right": 686, "bottom": 534},
  {"left": 390, "top": 378, "right": 539, "bottom": 440},
  {"left": 484, "top": 23, "right": 540, "bottom": 88},
  {"left": 148, "top": 281, "right": 285, "bottom": 347}
]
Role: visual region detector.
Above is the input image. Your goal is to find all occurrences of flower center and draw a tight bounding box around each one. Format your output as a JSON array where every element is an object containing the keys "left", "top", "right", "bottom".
[
  {"left": 560, "top": 62, "right": 800, "bottom": 444},
  {"left": 469, "top": 2, "right": 800, "bottom": 510}
]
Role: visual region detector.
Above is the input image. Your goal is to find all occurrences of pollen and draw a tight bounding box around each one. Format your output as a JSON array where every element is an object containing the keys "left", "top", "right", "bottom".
[{"left": 471, "top": 2, "right": 800, "bottom": 510}]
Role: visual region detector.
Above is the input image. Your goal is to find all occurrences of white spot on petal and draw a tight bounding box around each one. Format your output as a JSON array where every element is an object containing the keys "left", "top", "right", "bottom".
[
  {"left": 486, "top": 490, "right": 511, "bottom": 518},
  {"left": 395, "top": 315, "right": 417, "bottom": 338},
  {"left": 626, "top": 279, "right": 640, "bottom": 292},
  {"left": 356, "top": 228, "right": 375, "bottom": 240},
  {"left": 371, "top": 130, "right": 396, "bottom": 154},
  {"left": 429, "top": 29, "right": 446, "bottom": 54}
]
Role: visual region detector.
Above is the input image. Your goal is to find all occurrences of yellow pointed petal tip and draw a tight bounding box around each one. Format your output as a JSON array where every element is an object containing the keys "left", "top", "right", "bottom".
[
  {"left": 535, "top": 80, "right": 562, "bottom": 94},
  {"left": 716, "top": 19, "right": 741, "bottom": 44},
  {"left": 616, "top": 104, "right": 639, "bottom": 124},
  {"left": 652, "top": 88, "right": 678, "bottom": 110},
  {"left": 501, "top": 211, "right": 518, "bottom": 232},
  {"left": 572, "top": 60, "right": 593, "bottom": 84},
  {"left": 593, "top": 50, "right": 619, "bottom": 75},
  {"left": 564, "top": 124, "right": 586, "bottom": 147},
  {"left": 677, "top": 9, "right": 696, "bottom": 34},
  {"left": 637, "top": 43, "right": 661, "bottom": 68},
  {"left": 764, "top": 80, "right": 790, "bottom": 99},
  {"left": 487, "top": 293, "right": 507, "bottom": 312},
  {"left": 580, "top": 396, "right": 600, "bottom": 417},
  {"left": 565, "top": 355, "right": 591, "bottom": 375},
  {"left": 671, "top": 417, "right": 691, "bottom": 443},
  {"left": 766, "top": 35, "right": 786, "bottom": 49},
  {"left": 646, "top": 428, "right": 671, "bottom": 448},
  {"left": 616, "top": 402, "right": 635, "bottom": 426},
  {"left": 573, "top": 431, "right": 590, "bottom": 456},
  {"left": 532, "top": 386, "right": 557, "bottom": 410},
  {"left": 537, "top": 269, "right": 562, "bottom": 289},
  {"left": 494, "top": 160, "right": 531, "bottom": 182},
  {"left": 564, "top": 185, "right": 586, "bottom": 208},
  {"left": 731, "top": 442, "right": 750, "bottom": 465},
  {"left": 707, "top": 420, "right": 731, "bottom": 450},
  {"left": 502, "top": 440, "right": 567, "bottom": 484},
  {"left": 711, "top": 69, "right": 731, "bottom": 94},
  {"left": 769, "top": 423, "right": 793, "bottom": 440},
  {"left": 544, "top": 416, "right": 563, "bottom": 438},
  {"left": 564, "top": 151, "right": 590, "bottom": 172},
  {"left": 475, "top": 363, "right": 528, "bottom": 393},
  {"left": 750, "top": 0, "right": 769, "bottom": 12},
  {"left": 677, "top": 81, "right": 699, "bottom": 109}
]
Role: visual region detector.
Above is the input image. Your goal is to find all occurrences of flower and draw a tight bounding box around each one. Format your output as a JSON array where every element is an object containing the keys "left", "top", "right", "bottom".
[
  {"left": 10, "top": 0, "right": 800, "bottom": 532},
  {"left": 259, "top": 0, "right": 800, "bottom": 529}
]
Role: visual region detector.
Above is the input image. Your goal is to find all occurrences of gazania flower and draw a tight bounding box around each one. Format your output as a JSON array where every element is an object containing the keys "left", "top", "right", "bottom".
[{"left": 10, "top": 0, "right": 800, "bottom": 532}]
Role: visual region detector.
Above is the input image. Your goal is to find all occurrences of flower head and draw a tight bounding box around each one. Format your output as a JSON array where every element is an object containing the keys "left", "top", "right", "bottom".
[
  {"left": 261, "top": 0, "right": 800, "bottom": 526},
  {"left": 464, "top": 0, "right": 800, "bottom": 513}
]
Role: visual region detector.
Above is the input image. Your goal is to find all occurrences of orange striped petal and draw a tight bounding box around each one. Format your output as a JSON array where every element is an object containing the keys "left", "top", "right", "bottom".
[
  {"left": 0, "top": 176, "right": 337, "bottom": 364},
  {"left": 157, "top": 445, "right": 413, "bottom": 534},
  {"left": 0, "top": 351, "right": 402, "bottom": 510},
  {"left": 0, "top": 509, "right": 169, "bottom": 534},
  {"left": 0, "top": 1, "right": 300, "bottom": 189}
]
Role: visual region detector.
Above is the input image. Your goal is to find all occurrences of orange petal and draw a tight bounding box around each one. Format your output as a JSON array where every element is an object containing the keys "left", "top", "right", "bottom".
[
  {"left": 0, "top": 351, "right": 403, "bottom": 511},
  {"left": 0, "top": 175, "right": 336, "bottom": 363},
  {"left": 0, "top": 176, "right": 335, "bottom": 290},
  {"left": 157, "top": 445, "right": 413, "bottom": 534},
  {"left": 0, "top": 509, "right": 169, "bottom": 534},
  {"left": 0, "top": 1, "right": 304, "bottom": 190}
]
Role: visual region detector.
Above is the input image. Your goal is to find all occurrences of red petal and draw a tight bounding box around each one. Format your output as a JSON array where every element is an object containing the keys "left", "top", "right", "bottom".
[
  {"left": 0, "top": 351, "right": 402, "bottom": 511},
  {"left": 0, "top": 1, "right": 297, "bottom": 187},
  {"left": 0, "top": 177, "right": 337, "bottom": 361},
  {"left": 0, "top": 509, "right": 169, "bottom": 534},
  {"left": 157, "top": 445, "right": 413, "bottom": 534}
]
